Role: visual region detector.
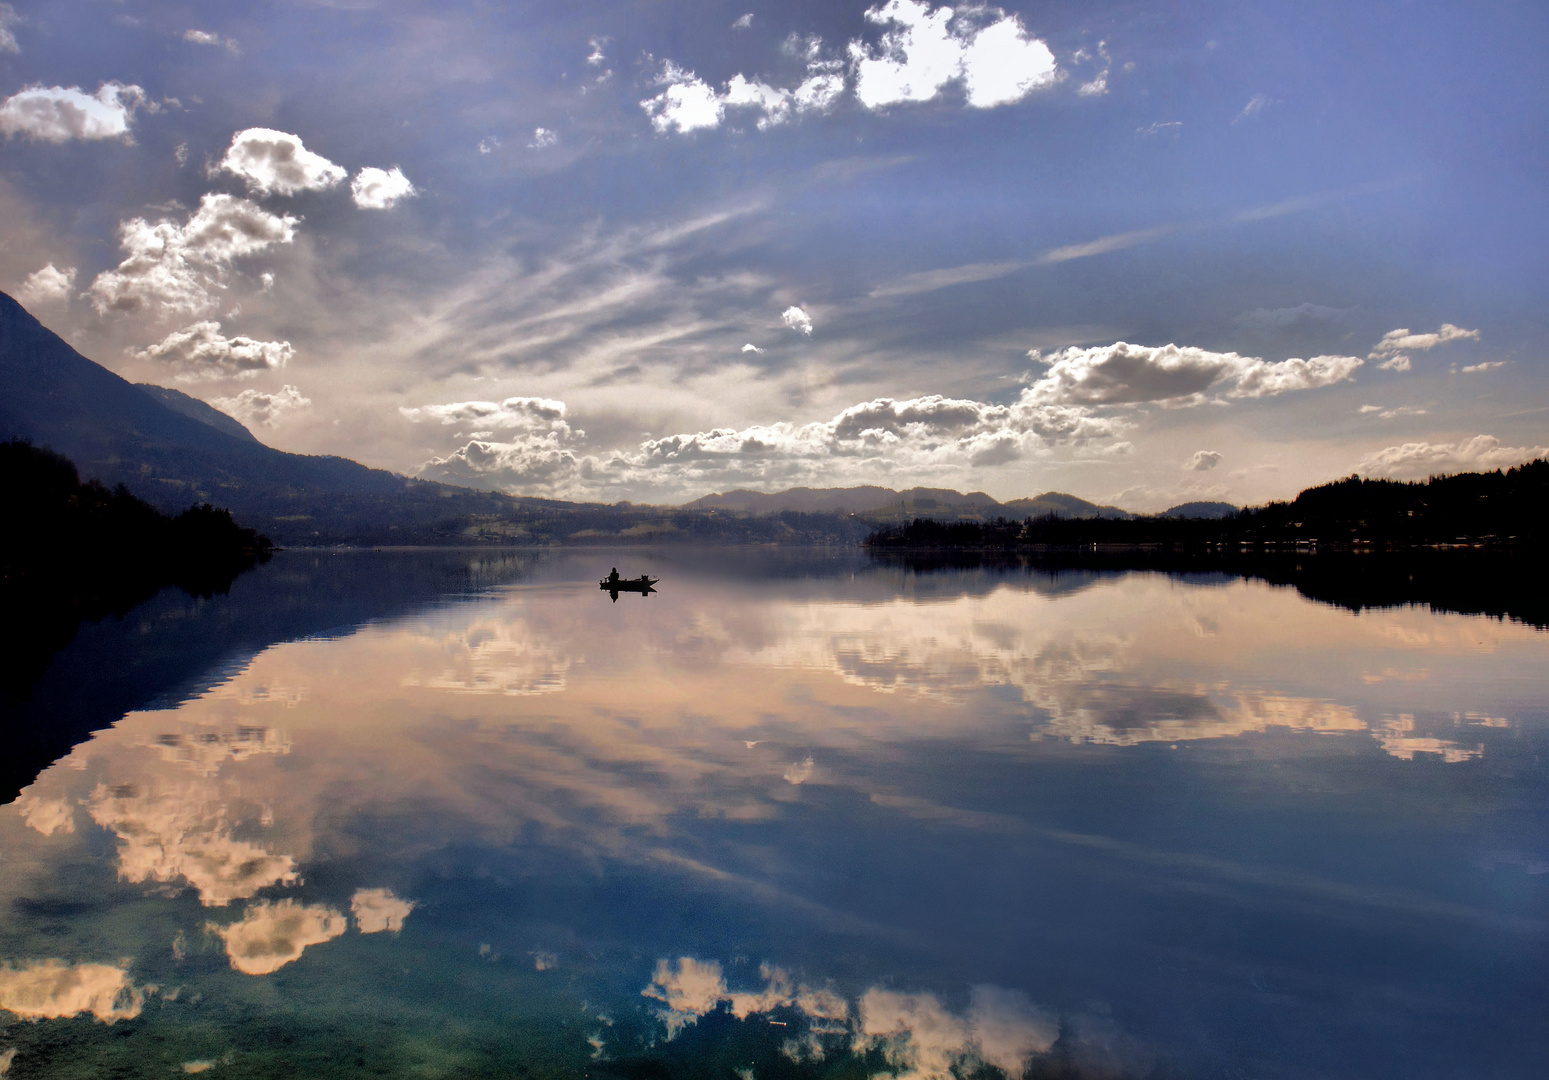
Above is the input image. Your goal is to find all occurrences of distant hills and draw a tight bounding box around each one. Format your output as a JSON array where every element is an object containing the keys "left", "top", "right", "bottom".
[{"left": 685, "top": 486, "right": 1137, "bottom": 520}]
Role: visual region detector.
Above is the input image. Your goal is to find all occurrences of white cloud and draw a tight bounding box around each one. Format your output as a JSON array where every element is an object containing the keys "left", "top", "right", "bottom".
[
  {"left": 131, "top": 320, "right": 294, "bottom": 381},
  {"left": 1358, "top": 404, "right": 1428, "bottom": 420},
  {"left": 641, "top": 62, "right": 725, "bottom": 134},
  {"left": 1233, "top": 302, "right": 1358, "bottom": 331},
  {"left": 723, "top": 74, "right": 795, "bottom": 129},
  {"left": 1187, "top": 450, "right": 1222, "bottom": 471},
  {"left": 350, "top": 888, "right": 414, "bottom": 933},
  {"left": 732, "top": 13, "right": 754, "bottom": 30},
  {"left": 478, "top": 135, "right": 499, "bottom": 154},
  {"left": 855, "top": 985, "right": 1057, "bottom": 1080},
  {"left": 869, "top": 260, "right": 1024, "bottom": 298},
  {"left": 220, "top": 128, "right": 346, "bottom": 196},
  {"left": 16, "top": 262, "right": 75, "bottom": 305},
  {"left": 849, "top": 1, "right": 1056, "bottom": 110},
  {"left": 1235, "top": 94, "right": 1273, "bottom": 123},
  {"left": 0, "top": 961, "right": 145, "bottom": 1023},
  {"left": 1074, "top": 41, "right": 1111, "bottom": 98},
  {"left": 741, "top": 342, "right": 763, "bottom": 353},
  {"left": 1356, "top": 435, "right": 1548, "bottom": 480},
  {"left": 0, "top": 82, "right": 147, "bottom": 142},
  {"left": 781, "top": 305, "right": 814, "bottom": 334},
  {"left": 585, "top": 36, "right": 608, "bottom": 65},
  {"left": 208, "top": 899, "right": 348, "bottom": 975},
  {"left": 1038, "top": 224, "right": 1179, "bottom": 264},
  {"left": 351, "top": 166, "right": 416, "bottom": 209},
  {"left": 1023, "top": 341, "right": 1363, "bottom": 407},
  {"left": 88, "top": 193, "right": 298, "bottom": 316},
  {"left": 0, "top": 3, "right": 20, "bottom": 54},
  {"left": 211, "top": 384, "right": 311, "bottom": 428},
  {"left": 183, "top": 28, "right": 238, "bottom": 52},
  {"left": 416, "top": 435, "right": 581, "bottom": 492},
  {"left": 400, "top": 396, "right": 571, "bottom": 431},
  {"left": 1368, "top": 323, "right": 1479, "bottom": 372},
  {"left": 1460, "top": 360, "right": 1506, "bottom": 373},
  {"left": 528, "top": 127, "right": 558, "bottom": 149},
  {"left": 642, "top": 958, "right": 727, "bottom": 1037},
  {"left": 1136, "top": 120, "right": 1182, "bottom": 137},
  {"left": 783, "top": 755, "right": 815, "bottom": 784}
]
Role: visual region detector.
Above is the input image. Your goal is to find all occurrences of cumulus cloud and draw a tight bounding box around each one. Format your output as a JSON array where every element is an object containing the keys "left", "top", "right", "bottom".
[
  {"left": 849, "top": 1, "right": 1057, "bottom": 110},
  {"left": 855, "top": 986, "right": 1057, "bottom": 1080},
  {"left": 209, "top": 899, "right": 348, "bottom": 975},
  {"left": 528, "top": 127, "right": 557, "bottom": 149},
  {"left": 88, "top": 193, "right": 298, "bottom": 316},
  {"left": 585, "top": 36, "right": 608, "bottom": 65},
  {"left": 782, "top": 305, "right": 814, "bottom": 334},
  {"left": 132, "top": 320, "right": 293, "bottom": 381},
  {"left": 1023, "top": 341, "right": 1362, "bottom": 407},
  {"left": 0, "top": 961, "right": 145, "bottom": 1023},
  {"left": 350, "top": 888, "right": 414, "bottom": 933},
  {"left": 641, "top": 62, "right": 725, "bottom": 134},
  {"left": 220, "top": 128, "right": 346, "bottom": 196},
  {"left": 352, "top": 166, "right": 416, "bottom": 209},
  {"left": 1356, "top": 435, "right": 1548, "bottom": 480},
  {"left": 16, "top": 262, "right": 75, "bottom": 305},
  {"left": 732, "top": 13, "right": 754, "bottom": 29},
  {"left": 211, "top": 384, "right": 311, "bottom": 428},
  {"left": 1460, "top": 361, "right": 1506, "bottom": 373},
  {"left": 643, "top": 42, "right": 847, "bottom": 135},
  {"left": 643, "top": 958, "right": 728, "bottom": 1037},
  {"left": 1187, "top": 450, "right": 1222, "bottom": 471},
  {"left": 1072, "top": 41, "right": 1111, "bottom": 98},
  {"left": 741, "top": 342, "right": 763, "bottom": 353},
  {"left": 1368, "top": 323, "right": 1480, "bottom": 372},
  {"left": 0, "top": 82, "right": 147, "bottom": 142}
]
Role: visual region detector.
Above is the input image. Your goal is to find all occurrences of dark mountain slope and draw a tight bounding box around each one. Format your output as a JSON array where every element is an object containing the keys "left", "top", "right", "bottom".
[
  {"left": 135, "top": 383, "right": 259, "bottom": 442},
  {"left": 0, "top": 291, "right": 529, "bottom": 543}
]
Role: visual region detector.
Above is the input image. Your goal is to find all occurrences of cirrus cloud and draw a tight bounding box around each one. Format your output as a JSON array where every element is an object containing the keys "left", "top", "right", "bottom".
[{"left": 0, "top": 82, "right": 147, "bottom": 142}]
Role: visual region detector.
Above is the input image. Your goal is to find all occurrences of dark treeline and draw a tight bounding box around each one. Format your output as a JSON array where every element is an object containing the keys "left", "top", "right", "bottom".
[
  {"left": 872, "top": 548, "right": 1549, "bottom": 629},
  {"left": 1, "top": 439, "right": 272, "bottom": 703},
  {"left": 868, "top": 460, "right": 1549, "bottom": 550}
]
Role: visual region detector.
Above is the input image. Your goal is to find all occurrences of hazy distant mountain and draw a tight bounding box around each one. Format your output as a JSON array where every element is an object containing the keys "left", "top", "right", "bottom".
[
  {"left": 135, "top": 383, "right": 258, "bottom": 443},
  {"left": 685, "top": 486, "right": 1132, "bottom": 521},
  {"left": 1160, "top": 501, "right": 1239, "bottom": 519}
]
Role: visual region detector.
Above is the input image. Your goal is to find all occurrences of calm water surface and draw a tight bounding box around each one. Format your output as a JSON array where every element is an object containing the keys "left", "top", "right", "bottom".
[{"left": 1, "top": 550, "right": 1545, "bottom": 1079}]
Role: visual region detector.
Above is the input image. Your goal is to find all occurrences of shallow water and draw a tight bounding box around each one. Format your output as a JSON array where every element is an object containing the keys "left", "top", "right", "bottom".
[{"left": 1, "top": 549, "right": 1545, "bottom": 1079}]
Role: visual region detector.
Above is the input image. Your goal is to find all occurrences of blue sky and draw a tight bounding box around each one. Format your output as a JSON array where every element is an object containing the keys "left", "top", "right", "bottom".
[{"left": 1, "top": 0, "right": 1545, "bottom": 508}]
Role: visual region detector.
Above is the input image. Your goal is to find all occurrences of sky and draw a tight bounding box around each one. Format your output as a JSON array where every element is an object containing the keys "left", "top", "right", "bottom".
[{"left": 1, "top": 0, "right": 1545, "bottom": 510}]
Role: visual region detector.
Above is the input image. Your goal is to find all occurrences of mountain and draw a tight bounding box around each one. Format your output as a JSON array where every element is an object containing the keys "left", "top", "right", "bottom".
[
  {"left": 0, "top": 290, "right": 537, "bottom": 544},
  {"left": 1160, "top": 501, "right": 1239, "bottom": 519},
  {"left": 135, "top": 383, "right": 259, "bottom": 443},
  {"left": 684, "top": 486, "right": 1131, "bottom": 521}
]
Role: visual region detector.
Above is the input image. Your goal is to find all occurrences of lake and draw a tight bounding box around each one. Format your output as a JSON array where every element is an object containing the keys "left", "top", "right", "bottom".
[{"left": 1, "top": 549, "right": 1545, "bottom": 1079}]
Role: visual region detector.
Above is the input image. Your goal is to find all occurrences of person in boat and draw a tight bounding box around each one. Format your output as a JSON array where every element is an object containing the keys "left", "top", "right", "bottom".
[{"left": 608, "top": 567, "right": 620, "bottom": 584}]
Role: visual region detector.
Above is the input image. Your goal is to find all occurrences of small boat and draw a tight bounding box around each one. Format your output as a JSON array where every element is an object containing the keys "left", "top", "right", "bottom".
[{"left": 599, "top": 573, "right": 659, "bottom": 599}]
